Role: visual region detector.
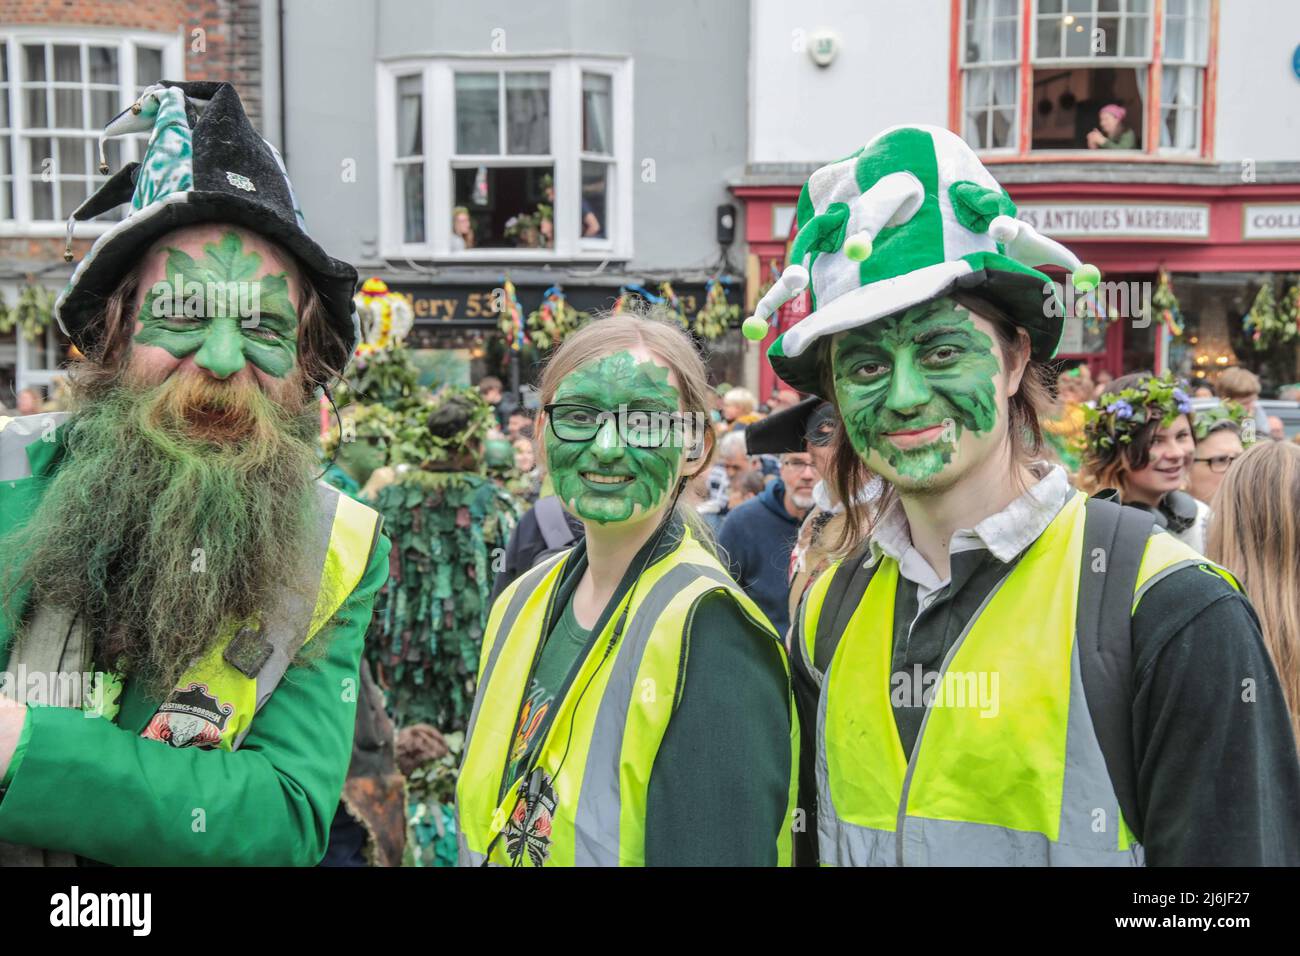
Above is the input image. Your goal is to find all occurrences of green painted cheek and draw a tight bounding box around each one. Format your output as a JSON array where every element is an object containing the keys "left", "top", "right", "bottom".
[
  {"left": 832, "top": 306, "right": 1002, "bottom": 483},
  {"left": 133, "top": 321, "right": 205, "bottom": 360},
  {"left": 132, "top": 231, "right": 300, "bottom": 380},
  {"left": 240, "top": 335, "right": 296, "bottom": 379},
  {"left": 546, "top": 351, "right": 684, "bottom": 525}
]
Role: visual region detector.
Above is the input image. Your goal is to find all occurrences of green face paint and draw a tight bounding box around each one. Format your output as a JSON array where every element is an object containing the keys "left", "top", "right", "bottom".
[
  {"left": 546, "top": 351, "right": 683, "bottom": 525},
  {"left": 832, "top": 299, "right": 1000, "bottom": 484},
  {"left": 134, "top": 231, "right": 299, "bottom": 379}
]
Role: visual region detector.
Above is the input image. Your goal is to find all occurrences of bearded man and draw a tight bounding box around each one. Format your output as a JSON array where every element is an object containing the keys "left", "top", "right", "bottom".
[{"left": 0, "top": 81, "right": 389, "bottom": 866}]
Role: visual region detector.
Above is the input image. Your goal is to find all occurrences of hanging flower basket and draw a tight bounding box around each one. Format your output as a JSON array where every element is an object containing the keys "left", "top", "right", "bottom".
[{"left": 0, "top": 283, "right": 56, "bottom": 342}]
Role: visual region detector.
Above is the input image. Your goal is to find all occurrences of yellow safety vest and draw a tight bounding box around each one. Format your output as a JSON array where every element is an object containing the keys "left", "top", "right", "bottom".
[
  {"left": 147, "top": 480, "right": 381, "bottom": 751},
  {"left": 798, "top": 490, "right": 1239, "bottom": 866},
  {"left": 456, "top": 525, "right": 799, "bottom": 866},
  {"left": 0, "top": 412, "right": 382, "bottom": 752}
]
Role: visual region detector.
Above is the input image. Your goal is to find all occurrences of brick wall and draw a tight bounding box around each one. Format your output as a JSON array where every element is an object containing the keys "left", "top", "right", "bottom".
[{"left": 1, "top": 0, "right": 265, "bottom": 264}]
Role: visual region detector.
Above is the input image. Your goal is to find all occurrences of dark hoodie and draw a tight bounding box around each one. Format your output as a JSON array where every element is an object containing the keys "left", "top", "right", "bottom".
[{"left": 717, "top": 478, "right": 805, "bottom": 638}]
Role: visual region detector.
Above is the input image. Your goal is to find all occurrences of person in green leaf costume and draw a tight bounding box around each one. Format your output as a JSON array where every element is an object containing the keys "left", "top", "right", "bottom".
[
  {"left": 364, "top": 387, "right": 520, "bottom": 866},
  {"left": 321, "top": 402, "right": 401, "bottom": 501},
  {"left": 367, "top": 388, "right": 520, "bottom": 731}
]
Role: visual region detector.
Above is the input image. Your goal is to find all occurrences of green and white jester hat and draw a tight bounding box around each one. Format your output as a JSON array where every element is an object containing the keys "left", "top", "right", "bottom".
[{"left": 750, "top": 124, "right": 1099, "bottom": 397}]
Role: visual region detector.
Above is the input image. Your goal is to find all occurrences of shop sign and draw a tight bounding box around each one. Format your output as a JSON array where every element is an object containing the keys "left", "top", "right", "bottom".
[
  {"left": 384, "top": 283, "right": 714, "bottom": 325},
  {"left": 1015, "top": 202, "right": 1210, "bottom": 239},
  {"left": 1242, "top": 203, "right": 1300, "bottom": 241}
]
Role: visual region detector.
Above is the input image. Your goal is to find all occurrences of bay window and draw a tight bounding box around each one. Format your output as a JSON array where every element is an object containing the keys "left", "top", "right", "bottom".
[
  {"left": 957, "top": 0, "right": 1215, "bottom": 157},
  {"left": 962, "top": 0, "right": 1021, "bottom": 151},
  {"left": 1160, "top": 0, "right": 1210, "bottom": 152},
  {"left": 378, "top": 56, "right": 632, "bottom": 260}
]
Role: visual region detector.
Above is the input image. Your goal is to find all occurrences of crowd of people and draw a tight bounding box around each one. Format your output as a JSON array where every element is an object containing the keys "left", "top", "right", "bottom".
[{"left": 0, "top": 82, "right": 1297, "bottom": 870}]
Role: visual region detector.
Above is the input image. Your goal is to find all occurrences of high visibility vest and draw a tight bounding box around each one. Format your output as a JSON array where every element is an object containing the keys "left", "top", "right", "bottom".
[
  {"left": 456, "top": 525, "right": 799, "bottom": 866},
  {"left": 799, "top": 490, "right": 1238, "bottom": 866},
  {"left": 0, "top": 412, "right": 382, "bottom": 752}
]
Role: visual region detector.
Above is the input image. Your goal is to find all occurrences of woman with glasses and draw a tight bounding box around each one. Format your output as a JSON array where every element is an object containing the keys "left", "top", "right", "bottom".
[
  {"left": 1183, "top": 403, "right": 1249, "bottom": 552},
  {"left": 456, "top": 307, "right": 797, "bottom": 867},
  {"left": 1079, "top": 372, "right": 1209, "bottom": 552}
]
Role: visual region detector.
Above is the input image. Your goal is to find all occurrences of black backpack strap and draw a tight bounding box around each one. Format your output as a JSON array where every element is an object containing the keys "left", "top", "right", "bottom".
[
  {"left": 812, "top": 541, "right": 880, "bottom": 676},
  {"left": 533, "top": 496, "right": 576, "bottom": 553},
  {"left": 1078, "top": 495, "right": 1155, "bottom": 844}
]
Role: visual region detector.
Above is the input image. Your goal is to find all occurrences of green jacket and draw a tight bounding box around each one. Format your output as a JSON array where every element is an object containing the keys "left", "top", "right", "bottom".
[{"left": 0, "top": 424, "right": 392, "bottom": 866}]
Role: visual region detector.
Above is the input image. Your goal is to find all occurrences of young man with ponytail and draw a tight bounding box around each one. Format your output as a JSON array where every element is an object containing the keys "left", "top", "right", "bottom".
[
  {"left": 744, "top": 124, "right": 1300, "bottom": 866},
  {"left": 455, "top": 308, "right": 797, "bottom": 867}
]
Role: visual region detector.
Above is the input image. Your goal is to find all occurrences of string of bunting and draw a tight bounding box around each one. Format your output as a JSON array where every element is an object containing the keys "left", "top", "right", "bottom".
[{"left": 498, "top": 276, "right": 528, "bottom": 352}]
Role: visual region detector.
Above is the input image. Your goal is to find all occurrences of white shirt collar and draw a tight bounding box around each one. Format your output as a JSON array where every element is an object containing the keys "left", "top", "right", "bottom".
[
  {"left": 869, "top": 462, "right": 1073, "bottom": 574},
  {"left": 811, "top": 475, "right": 884, "bottom": 514}
]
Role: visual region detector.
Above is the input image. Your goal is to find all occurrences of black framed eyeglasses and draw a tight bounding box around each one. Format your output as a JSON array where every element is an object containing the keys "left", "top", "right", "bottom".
[
  {"left": 1193, "top": 454, "right": 1240, "bottom": 474},
  {"left": 544, "top": 403, "right": 694, "bottom": 450}
]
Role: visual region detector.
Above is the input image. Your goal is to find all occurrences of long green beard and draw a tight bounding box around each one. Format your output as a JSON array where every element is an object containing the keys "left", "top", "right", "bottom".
[{"left": 2, "top": 371, "right": 319, "bottom": 698}]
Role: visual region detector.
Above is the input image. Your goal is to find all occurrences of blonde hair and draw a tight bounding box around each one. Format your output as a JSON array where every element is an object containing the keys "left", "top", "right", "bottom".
[
  {"left": 537, "top": 304, "right": 718, "bottom": 551},
  {"left": 1216, "top": 366, "right": 1261, "bottom": 400},
  {"left": 1206, "top": 440, "right": 1300, "bottom": 746},
  {"left": 723, "top": 387, "right": 756, "bottom": 415}
]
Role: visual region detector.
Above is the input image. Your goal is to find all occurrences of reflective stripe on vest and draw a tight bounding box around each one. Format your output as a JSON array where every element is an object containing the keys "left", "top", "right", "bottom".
[
  {"left": 456, "top": 527, "right": 799, "bottom": 867},
  {"left": 0, "top": 414, "right": 382, "bottom": 751},
  {"left": 185, "top": 482, "right": 380, "bottom": 751},
  {"left": 804, "top": 491, "right": 1231, "bottom": 866}
]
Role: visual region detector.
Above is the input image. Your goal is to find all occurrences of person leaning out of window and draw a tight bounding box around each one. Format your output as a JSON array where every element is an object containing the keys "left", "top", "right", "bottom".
[
  {"left": 1086, "top": 103, "right": 1136, "bottom": 150},
  {"left": 451, "top": 206, "right": 476, "bottom": 250}
]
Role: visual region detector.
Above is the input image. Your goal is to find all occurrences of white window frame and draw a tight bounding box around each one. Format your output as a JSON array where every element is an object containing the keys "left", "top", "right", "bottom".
[
  {"left": 1159, "top": 0, "right": 1209, "bottom": 156},
  {"left": 1031, "top": 0, "right": 1154, "bottom": 64},
  {"left": 1027, "top": 0, "right": 1156, "bottom": 153},
  {"left": 959, "top": 0, "right": 1023, "bottom": 154},
  {"left": 376, "top": 54, "right": 633, "bottom": 262},
  {"left": 0, "top": 25, "right": 183, "bottom": 238}
]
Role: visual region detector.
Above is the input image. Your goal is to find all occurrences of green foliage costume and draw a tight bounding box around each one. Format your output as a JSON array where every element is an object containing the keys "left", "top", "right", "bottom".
[{"left": 367, "top": 467, "right": 519, "bottom": 731}]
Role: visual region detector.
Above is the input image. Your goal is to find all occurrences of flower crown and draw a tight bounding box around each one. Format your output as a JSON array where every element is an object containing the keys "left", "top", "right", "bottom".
[
  {"left": 1082, "top": 373, "right": 1193, "bottom": 450},
  {"left": 1192, "top": 400, "right": 1254, "bottom": 444}
]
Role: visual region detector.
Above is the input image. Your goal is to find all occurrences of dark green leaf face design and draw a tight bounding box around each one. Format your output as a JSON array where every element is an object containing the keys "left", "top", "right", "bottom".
[
  {"left": 134, "top": 231, "right": 299, "bottom": 379},
  {"left": 546, "top": 350, "right": 683, "bottom": 525},
  {"left": 831, "top": 299, "right": 1001, "bottom": 487}
]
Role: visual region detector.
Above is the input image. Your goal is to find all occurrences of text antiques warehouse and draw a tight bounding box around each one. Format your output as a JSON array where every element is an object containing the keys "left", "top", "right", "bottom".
[{"left": 377, "top": 268, "right": 750, "bottom": 393}]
